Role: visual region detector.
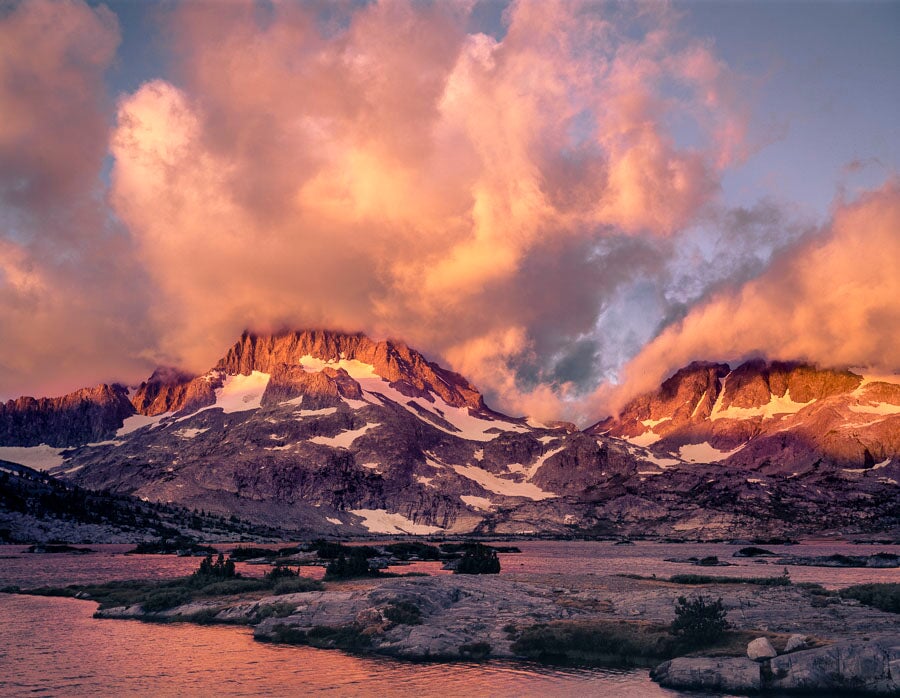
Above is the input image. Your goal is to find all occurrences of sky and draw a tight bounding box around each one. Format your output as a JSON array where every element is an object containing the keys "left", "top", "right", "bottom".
[{"left": 0, "top": 0, "right": 898, "bottom": 424}]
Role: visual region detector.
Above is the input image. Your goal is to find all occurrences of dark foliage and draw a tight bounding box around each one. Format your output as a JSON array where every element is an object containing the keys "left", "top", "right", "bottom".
[
  {"left": 265, "top": 565, "right": 299, "bottom": 580},
  {"left": 382, "top": 542, "right": 442, "bottom": 560},
  {"left": 839, "top": 583, "right": 900, "bottom": 613},
  {"left": 192, "top": 553, "right": 236, "bottom": 584},
  {"left": 324, "top": 551, "right": 374, "bottom": 579},
  {"left": 670, "top": 595, "right": 729, "bottom": 647},
  {"left": 455, "top": 544, "right": 500, "bottom": 574},
  {"left": 307, "top": 539, "right": 378, "bottom": 560},
  {"left": 511, "top": 620, "right": 679, "bottom": 665},
  {"left": 383, "top": 601, "right": 422, "bottom": 625}
]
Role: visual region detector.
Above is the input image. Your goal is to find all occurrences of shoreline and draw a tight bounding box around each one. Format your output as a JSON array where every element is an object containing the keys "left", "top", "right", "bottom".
[{"left": 9, "top": 563, "right": 899, "bottom": 695}]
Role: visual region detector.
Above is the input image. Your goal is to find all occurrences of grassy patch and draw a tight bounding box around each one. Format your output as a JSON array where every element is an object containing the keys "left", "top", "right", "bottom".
[
  {"left": 510, "top": 620, "right": 779, "bottom": 667},
  {"left": 666, "top": 573, "right": 791, "bottom": 586},
  {"left": 839, "top": 583, "right": 900, "bottom": 613},
  {"left": 23, "top": 571, "right": 322, "bottom": 613},
  {"left": 262, "top": 623, "right": 372, "bottom": 651}
]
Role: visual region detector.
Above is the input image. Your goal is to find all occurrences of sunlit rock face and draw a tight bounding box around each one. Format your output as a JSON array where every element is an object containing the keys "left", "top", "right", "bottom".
[
  {"left": 592, "top": 359, "right": 900, "bottom": 473},
  {"left": 0, "top": 332, "right": 897, "bottom": 538},
  {"left": 0, "top": 384, "right": 135, "bottom": 447}
]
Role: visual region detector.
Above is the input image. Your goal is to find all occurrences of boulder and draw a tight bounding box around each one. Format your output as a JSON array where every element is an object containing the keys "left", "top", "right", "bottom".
[
  {"left": 768, "top": 638, "right": 900, "bottom": 694},
  {"left": 784, "top": 634, "right": 807, "bottom": 652},
  {"left": 747, "top": 637, "right": 777, "bottom": 660},
  {"left": 651, "top": 657, "right": 761, "bottom": 692}
]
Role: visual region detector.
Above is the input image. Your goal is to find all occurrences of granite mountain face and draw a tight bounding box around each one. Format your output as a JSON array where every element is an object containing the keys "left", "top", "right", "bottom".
[{"left": 0, "top": 330, "right": 897, "bottom": 539}]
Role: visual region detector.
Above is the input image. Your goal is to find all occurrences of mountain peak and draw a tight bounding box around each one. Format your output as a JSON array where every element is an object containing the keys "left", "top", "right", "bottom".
[{"left": 216, "top": 329, "right": 486, "bottom": 412}]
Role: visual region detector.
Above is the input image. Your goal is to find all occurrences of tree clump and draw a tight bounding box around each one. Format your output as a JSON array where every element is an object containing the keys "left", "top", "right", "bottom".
[
  {"left": 670, "top": 595, "right": 729, "bottom": 648},
  {"left": 325, "top": 550, "right": 375, "bottom": 579},
  {"left": 455, "top": 543, "right": 501, "bottom": 574}
]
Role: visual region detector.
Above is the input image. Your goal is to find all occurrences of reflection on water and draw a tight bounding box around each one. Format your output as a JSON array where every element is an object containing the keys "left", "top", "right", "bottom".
[{"left": 0, "top": 595, "right": 694, "bottom": 697}]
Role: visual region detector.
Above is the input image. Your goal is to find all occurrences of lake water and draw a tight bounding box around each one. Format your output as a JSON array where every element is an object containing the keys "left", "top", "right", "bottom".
[{"left": 1, "top": 541, "right": 896, "bottom": 697}]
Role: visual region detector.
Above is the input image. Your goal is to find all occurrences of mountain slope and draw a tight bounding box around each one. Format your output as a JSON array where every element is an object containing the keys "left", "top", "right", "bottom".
[
  {"left": 592, "top": 359, "right": 900, "bottom": 474},
  {"left": 0, "top": 334, "right": 897, "bottom": 539}
]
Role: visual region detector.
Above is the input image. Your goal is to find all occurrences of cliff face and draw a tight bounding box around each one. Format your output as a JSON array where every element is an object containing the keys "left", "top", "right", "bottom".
[
  {"left": 592, "top": 359, "right": 900, "bottom": 473},
  {"left": 130, "top": 367, "right": 196, "bottom": 417},
  {"left": 216, "top": 330, "right": 486, "bottom": 412},
  {"left": 0, "top": 384, "right": 135, "bottom": 447}
]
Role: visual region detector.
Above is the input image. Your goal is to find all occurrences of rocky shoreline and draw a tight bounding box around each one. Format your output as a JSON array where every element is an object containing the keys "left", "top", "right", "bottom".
[{"left": 81, "top": 570, "right": 900, "bottom": 695}]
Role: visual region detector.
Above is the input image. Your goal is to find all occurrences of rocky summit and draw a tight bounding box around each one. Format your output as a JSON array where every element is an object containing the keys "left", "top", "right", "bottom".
[{"left": 0, "top": 331, "right": 898, "bottom": 538}]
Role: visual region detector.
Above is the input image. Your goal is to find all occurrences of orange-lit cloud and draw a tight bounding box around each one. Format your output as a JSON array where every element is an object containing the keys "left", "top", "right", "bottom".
[
  {"left": 613, "top": 181, "right": 900, "bottom": 411},
  {"left": 107, "top": 0, "right": 749, "bottom": 417},
  {"left": 0, "top": 0, "right": 158, "bottom": 399}
]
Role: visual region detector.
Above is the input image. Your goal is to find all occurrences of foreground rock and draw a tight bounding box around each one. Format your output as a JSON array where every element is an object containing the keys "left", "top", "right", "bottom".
[
  {"left": 746, "top": 637, "right": 776, "bottom": 660},
  {"left": 653, "top": 637, "right": 900, "bottom": 695}
]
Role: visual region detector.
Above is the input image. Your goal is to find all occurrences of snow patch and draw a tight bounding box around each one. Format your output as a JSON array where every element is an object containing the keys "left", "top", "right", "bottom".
[
  {"left": 0, "top": 445, "right": 65, "bottom": 470},
  {"left": 356, "top": 376, "right": 526, "bottom": 441},
  {"left": 349, "top": 509, "right": 442, "bottom": 534},
  {"left": 848, "top": 402, "right": 900, "bottom": 416},
  {"left": 711, "top": 388, "right": 813, "bottom": 421},
  {"left": 640, "top": 453, "right": 681, "bottom": 469},
  {"left": 326, "top": 517, "right": 343, "bottom": 525},
  {"left": 310, "top": 423, "right": 379, "bottom": 448},
  {"left": 461, "top": 495, "right": 494, "bottom": 510},
  {"left": 295, "top": 407, "right": 338, "bottom": 418},
  {"left": 299, "top": 355, "right": 379, "bottom": 380},
  {"left": 679, "top": 442, "right": 743, "bottom": 463},
  {"left": 175, "top": 427, "right": 208, "bottom": 439},
  {"left": 843, "top": 459, "right": 892, "bottom": 474},
  {"left": 451, "top": 464, "right": 557, "bottom": 500},
  {"left": 117, "top": 413, "right": 172, "bottom": 437},
  {"left": 415, "top": 475, "right": 435, "bottom": 487},
  {"left": 215, "top": 371, "right": 270, "bottom": 413},
  {"left": 627, "top": 431, "right": 662, "bottom": 447}
]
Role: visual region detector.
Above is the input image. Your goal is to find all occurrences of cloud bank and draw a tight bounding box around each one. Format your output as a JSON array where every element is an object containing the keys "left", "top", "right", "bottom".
[
  {"left": 1, "top": 0, "right": 896, "bottom": 425},
  {"left": 614, "top": 181, "right": 900, "bottom": 410}
]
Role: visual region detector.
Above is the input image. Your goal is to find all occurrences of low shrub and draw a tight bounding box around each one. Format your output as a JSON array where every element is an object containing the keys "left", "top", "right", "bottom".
[
  {"left": 198, "top": 578, "right": 270, "bottom": 596},
  {"left": 512, "top": 620, "right": 678, "bottom": 665},
  {"left": 839, "top": 583, "right": 900, "bottom": 613},
  {"left": 455, "top": 544, "right": 501, "bottom": 575},
  {"left": 304, "top": 624, "right": 372, "bottom": 651},
  {"left": 253, "top": 602, "right": 296, "bottom": 621},
  {"left": 141, "top": 588, "right": 192, "bottom": 612},
  {"left": 265, "top": 565, "right": 299, "bottom": 580},
  {"left": 383, "top": 542, "right": 442, "bottom": 560},
  {"left": 325, "top": 552, "right": 375, "bottom": 579},
  {"left": 668, "top": 572, "right": 790, "bottom": 586},
  {"left": 383, "top": 601, "right": 422, "bottom": 625},
  {"left": 228, "top": 546, "right": 273, "bottom": 560},
  {"left": 670, "top": 595, "right": 729, "bottom": 647}
]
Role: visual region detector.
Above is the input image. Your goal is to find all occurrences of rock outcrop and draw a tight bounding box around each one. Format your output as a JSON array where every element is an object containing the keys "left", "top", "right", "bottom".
[
  {"left": 653, "top": 638, "right": 900, "bottom": 695},
  {"left": 747, "top": 636, "right": 777, "bottom": 660},
  {"left": 0, "top": 384, "right": 135, "bottom": 447}
]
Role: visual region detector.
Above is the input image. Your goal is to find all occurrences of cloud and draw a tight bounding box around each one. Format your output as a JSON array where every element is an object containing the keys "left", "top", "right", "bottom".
[
  {"left": 106, "top": 0, "right": 750, "bottom": 417},
  {"left": 613, "top": 180, "right": 900, "bottom": 411},
  {"left": 0, "top": 0, "right": 160, "bottom": 400}
]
